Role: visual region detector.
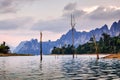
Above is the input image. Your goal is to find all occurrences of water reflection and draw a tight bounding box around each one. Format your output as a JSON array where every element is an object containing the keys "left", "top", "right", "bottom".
[
  {"left": 1, "top": 58, "right": 7, "bottom": 80},
  {"left": 0, "top": 55, "right": 120, "bottom": 80},
  {"left": 39, "top": 62, "right": 42, "bottom": 71}
]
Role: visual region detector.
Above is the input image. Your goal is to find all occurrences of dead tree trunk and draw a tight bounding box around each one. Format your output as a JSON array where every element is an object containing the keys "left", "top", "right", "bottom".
[
  {"left": 92, "top": 34, "right": 99, "bottom": 59},
  {"left": 40, "top": 32, "right": 43, "bottom": 61},
  {"left": 71, "top": 14, "right": 76, "bottom": 59}
]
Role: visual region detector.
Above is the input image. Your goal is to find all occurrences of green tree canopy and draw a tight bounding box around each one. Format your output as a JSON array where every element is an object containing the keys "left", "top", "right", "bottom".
[{"left": 0, "top": 41, "right": 10, "bottom": 54}]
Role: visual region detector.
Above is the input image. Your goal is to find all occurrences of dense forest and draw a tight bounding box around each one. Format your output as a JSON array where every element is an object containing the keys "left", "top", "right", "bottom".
[
  {"left": 0, "top": 42, "right": 10, "bottom": 54},
  {"left": 51, "top": 33, "right": 120, "bottom": 54}
]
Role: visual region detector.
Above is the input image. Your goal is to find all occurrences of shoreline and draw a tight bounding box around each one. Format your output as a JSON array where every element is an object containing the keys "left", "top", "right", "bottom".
[
  {"left": 1, "top": 53, "right": 119, "bottom": 59},
  {"left": 51, "top": 53, "right": 120, "bottom": 59},
  {"left": 102, "top": 53, "right": 120, "bottom": 59},
  {"left": 0, "top": 53, "right": 33, "bottom": 57}
]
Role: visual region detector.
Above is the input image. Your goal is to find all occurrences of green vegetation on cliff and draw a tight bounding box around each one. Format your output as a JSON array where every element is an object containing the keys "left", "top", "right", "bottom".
[{"left": 51, "top": 33, "right": 120, "bottom": 54}]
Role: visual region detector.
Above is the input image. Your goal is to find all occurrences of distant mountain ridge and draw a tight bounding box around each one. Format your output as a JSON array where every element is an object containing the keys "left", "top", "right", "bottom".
[{"left": 14, "top": 20, "right": 120, "bottom": 55}]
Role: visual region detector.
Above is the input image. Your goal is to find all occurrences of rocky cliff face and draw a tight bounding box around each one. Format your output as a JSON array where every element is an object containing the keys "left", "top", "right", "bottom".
[
  {"left": 110, "top": 20, "right": 120, "bottom": 36},
  {"left": 14, "top": 20, "right": 120, "bottom": 55}
]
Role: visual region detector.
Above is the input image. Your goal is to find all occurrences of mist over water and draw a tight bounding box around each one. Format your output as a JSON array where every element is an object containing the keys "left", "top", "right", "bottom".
[{"left": 0, "top": 55, "right": 120, "bottom": 80}]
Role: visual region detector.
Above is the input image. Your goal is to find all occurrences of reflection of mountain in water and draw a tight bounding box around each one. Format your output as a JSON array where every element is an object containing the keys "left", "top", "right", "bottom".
[{"left": 14, "top": 20, "right": 120, "bottom": 55}]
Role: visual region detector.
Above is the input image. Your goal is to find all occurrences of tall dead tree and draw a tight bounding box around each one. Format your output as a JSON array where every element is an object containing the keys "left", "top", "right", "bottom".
[
  {"left": 92, "top": 33, "right": 99, "bottom": 59},
  {"left": 40, "top": 32, "right": 43, "bottom": 61},
  {"left": 71, "top": 14, "right": 76, "bottom": 58}
]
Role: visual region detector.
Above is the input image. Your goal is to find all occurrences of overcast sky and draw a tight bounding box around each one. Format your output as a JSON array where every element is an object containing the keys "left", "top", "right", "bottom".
[{"left": 0, "top": 0, "right": 120, "bottom": 47}]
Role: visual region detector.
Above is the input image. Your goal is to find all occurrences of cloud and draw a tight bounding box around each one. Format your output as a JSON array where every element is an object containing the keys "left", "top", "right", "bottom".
[
  {"left": 0, "top": 0, "right": 38, "bottom": 13},
  {"left": 64, "top": 3, "right": 120, "bottom": 20},
  {"left": 0, "top": 20, "right": 18, "bottom": 30},
  {"left": 63, "top": 10, "right": 86, "bottom": 18},
  {"left": 0, "top": 17, "right": 33, "bottom": 30},
  {"left": 0, "top": 0, "right": 16, "bottom": 13},
  {"left": 63, "top": 2, "right": 86, "bottom": 18},
  {"left": 65, "top": 5, "right": 120, "bottom": 20},
  {"left": 31, "top": 5, "right": 120, "bottom": 33},
  {"left": 32, "top": 18, "right": 70, "bottom": 33},
  {"left": 64, "top": 2, "right": 77, "bottom": 11},
  {"left": 88, "top": 6, "right": 120, "bottom": 20}
]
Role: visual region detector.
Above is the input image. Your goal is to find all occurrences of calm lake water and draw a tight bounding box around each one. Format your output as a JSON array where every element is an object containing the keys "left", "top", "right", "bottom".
[{"left": 0, "top": 55, "right": 120, "bottom": 80}]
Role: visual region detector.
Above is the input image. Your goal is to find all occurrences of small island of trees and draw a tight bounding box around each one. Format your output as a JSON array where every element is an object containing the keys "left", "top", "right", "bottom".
[
  {"left": 0, "top": 41, "right": 32, "bottom": 56},
  {"left": 0, "top": 41, "right": 10, "bottom": 54},
  {"left": 51, "top": 33, "right": 120, "bottom": 54}
]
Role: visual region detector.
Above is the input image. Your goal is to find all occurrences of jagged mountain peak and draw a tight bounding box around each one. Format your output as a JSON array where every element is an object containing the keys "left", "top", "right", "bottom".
[
  {"left": 118, "top": 20, "right": 120, "bottom": 27},
  {"left": 90, "top": 24, "right": 108, "bottom": 32},
  {"left": 67, "top": 28, "right": 77, "bottom": 33},
  {"left": 110, "top": 20, "right": 120, "bottom": 36},
  {"left": 118, "top": 20, "right": 120, "bottom": 24},
  {"left": 111, "top": 21, "right": 117, "bottom": 28},
  {"left": 31, "top": 39, "right": 38, "bottom": 42},
  {"left": 103, "top": 24, "right": 108, "bottom": 28},
  {"left": 30, "top": 39, "right": 38, "bottom": 44},
  {"left": 101, "top": 24, "right": 109, "bottom": 32},
  {"left": 111, "top": 21, "right": 119, "bottom": 29}
]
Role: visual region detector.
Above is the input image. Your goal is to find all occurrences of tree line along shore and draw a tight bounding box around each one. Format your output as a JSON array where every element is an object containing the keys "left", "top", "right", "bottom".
[
  {"left": 0, "top": 42, "right": 32, "bottom": 56},
  {"left": 51, "top": 33, "right": 120, "bottom": 55}
]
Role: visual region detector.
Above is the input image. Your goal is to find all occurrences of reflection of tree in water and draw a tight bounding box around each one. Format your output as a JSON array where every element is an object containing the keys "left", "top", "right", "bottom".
[
  {"left": 39, "top": 62, "right": 42, "bottom": 71},
  {"left": 39, "top": 61, "right": 44, "bottom": 77},
  {"left": 88, "top": 59, "right": 107, "bottom": 69},
  {"left": 89, "top": 59, "right": 120, "bottom": 78},
  {"left": 61, "top": 59, "right": 81, "bottom": 73},
  {"left": 1, "top": 59, "right": 7, "bottom": 80},
  {"left": 89, "top": 59, "right": 120, "bottom": 69}
]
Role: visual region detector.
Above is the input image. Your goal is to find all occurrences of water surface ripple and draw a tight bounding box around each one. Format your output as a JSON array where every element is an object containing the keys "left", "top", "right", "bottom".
[{"left": 0, "top": 55, "right": 120, "bottom": 80}]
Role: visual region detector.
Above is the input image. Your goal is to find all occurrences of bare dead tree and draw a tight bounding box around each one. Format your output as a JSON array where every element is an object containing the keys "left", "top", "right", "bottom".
[
  {"left": 92, "top": 32, "right": 99, "bottom": 59},
  {"left": 71, "top": 14, "right": 76, "bottom": 58},
  {"left": 40, "top": 32, "right": 43, "bottom": 61}
]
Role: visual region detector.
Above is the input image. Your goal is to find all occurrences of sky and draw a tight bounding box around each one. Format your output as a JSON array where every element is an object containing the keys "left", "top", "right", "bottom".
[{"left": 0, "top": 0, "right": 120, "bottom": 47}]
